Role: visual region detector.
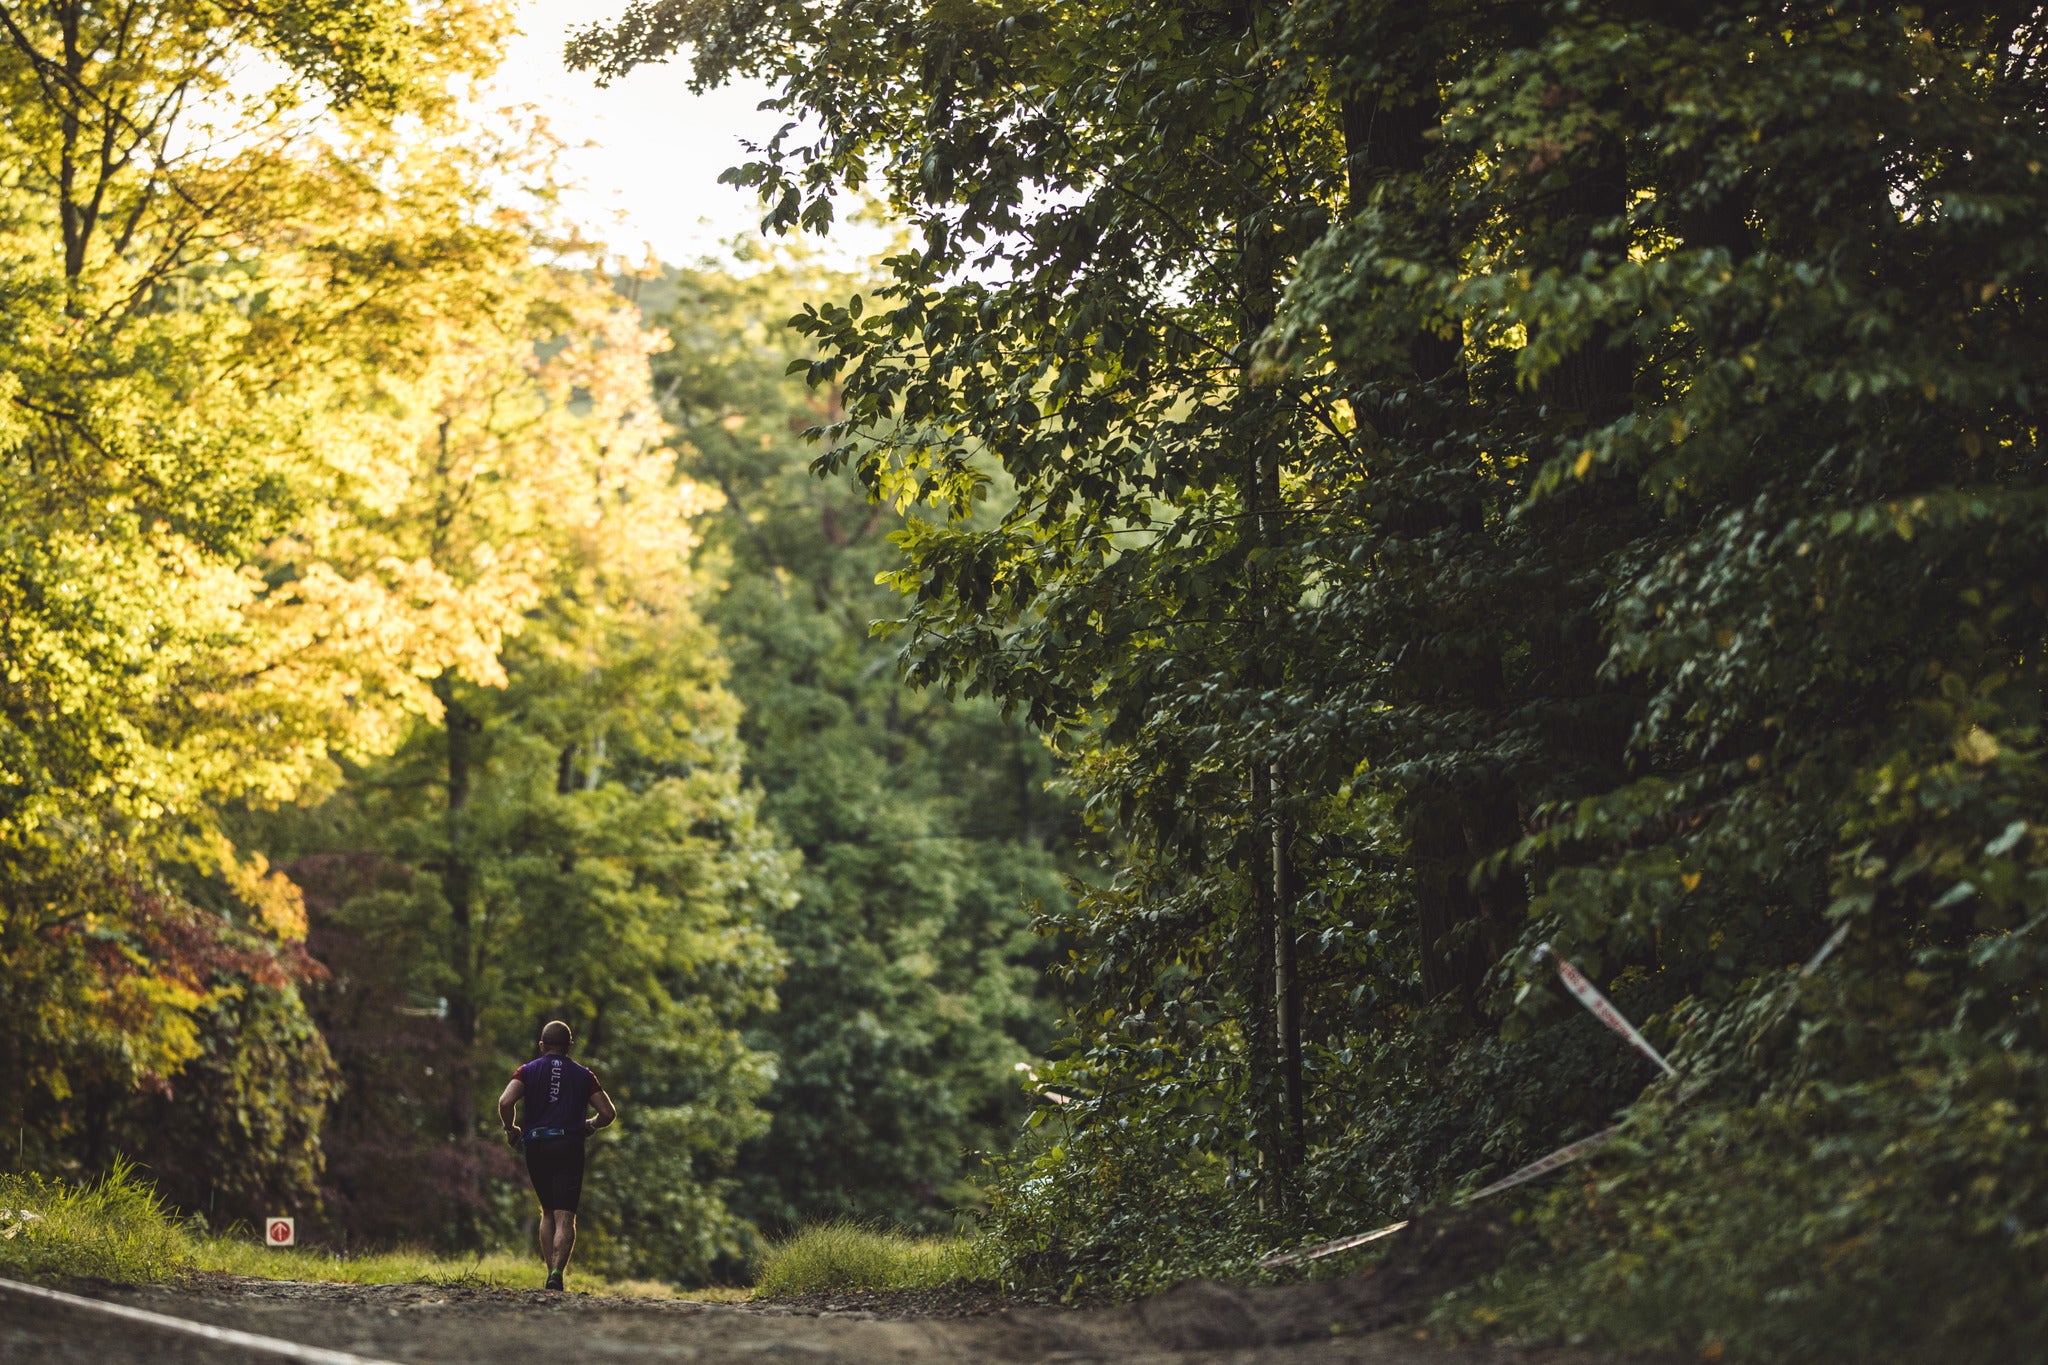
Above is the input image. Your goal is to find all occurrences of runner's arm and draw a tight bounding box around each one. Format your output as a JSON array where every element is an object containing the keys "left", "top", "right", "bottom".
[
  {"left": 496, "top": 1077, "right": 524, "bottom": 1137},
  {"left": 584, "top": 1084, "right": 617, "bottom": 1135}
]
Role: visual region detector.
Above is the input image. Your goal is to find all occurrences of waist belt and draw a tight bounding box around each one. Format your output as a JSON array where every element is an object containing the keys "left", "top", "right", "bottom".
[{"left": 525, "top": 1127, "right": 573, "bottom": 1141}]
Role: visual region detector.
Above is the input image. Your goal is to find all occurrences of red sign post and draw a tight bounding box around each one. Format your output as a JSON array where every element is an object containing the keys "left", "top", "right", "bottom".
[{"left": 264, "top": 1216, "right": 295, "bottom": 1249}]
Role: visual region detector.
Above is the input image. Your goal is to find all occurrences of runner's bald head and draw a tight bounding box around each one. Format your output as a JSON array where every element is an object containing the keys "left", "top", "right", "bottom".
[{"left": 539, "top": 1020, "right": 573, "bottom": 1053}]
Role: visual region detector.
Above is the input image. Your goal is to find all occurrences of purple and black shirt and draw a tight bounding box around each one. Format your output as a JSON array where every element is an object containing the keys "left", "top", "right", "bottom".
[{"left": 513, "top": 1054, "right": 601, "bottom": 1140}]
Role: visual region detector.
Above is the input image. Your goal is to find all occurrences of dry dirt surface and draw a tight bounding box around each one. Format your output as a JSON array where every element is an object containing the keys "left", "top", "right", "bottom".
[
  {"left": 0, "top": 1273, "right": 1672, "bottom": 1365},
  {"left": 0, "top": 1216, "right": 1673, "bottom": 1365}
]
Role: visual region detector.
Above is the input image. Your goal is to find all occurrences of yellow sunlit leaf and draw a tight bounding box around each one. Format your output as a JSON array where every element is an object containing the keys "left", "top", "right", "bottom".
[{"left": 1955, "top": 727, "right": 2001, "bottom": 766}]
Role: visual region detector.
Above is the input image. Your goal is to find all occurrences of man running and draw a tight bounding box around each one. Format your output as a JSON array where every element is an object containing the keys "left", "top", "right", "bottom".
[{"left": 497, "top": 1020, "right": 616, "bottom": 1291}]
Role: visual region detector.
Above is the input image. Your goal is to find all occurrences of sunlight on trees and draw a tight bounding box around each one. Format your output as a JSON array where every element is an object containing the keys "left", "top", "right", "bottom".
[
  {"left": 0, "top": 0, "right": 752, "bottom": 1230},
  {"left": 15, "top": 1, "right": 2048, "bottom": 1354}
]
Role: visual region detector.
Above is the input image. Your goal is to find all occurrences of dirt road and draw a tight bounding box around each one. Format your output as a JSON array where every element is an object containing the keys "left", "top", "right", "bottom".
[{"left": 0, "top": 1272, "right": 1665, "bottom": 1365}]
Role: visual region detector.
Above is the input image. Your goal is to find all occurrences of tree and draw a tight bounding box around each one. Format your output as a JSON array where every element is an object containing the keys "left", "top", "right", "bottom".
[
  {"left": 573, "top": 0, "right": 1405, "bottom": 1237},
  {"left": 0, "top": 0, "right": 515, "bottom": 1213},
  {"left": 246, "top": 260, "right": 795, "bottom": 1274},
  {"left": 577, "top": 2, "right": 2048, "bottom": 1353},
  {"left": 647, "top": 245, "right": 1074, "bottom": 1232},
  {"left": 279, "top": 570, "right": 792, "bottom": 1274}
]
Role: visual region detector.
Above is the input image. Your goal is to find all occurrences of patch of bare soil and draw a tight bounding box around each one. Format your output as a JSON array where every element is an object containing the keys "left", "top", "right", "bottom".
[{"left": 752, "top": 1280, "right": 1030, "bottom": 1318}]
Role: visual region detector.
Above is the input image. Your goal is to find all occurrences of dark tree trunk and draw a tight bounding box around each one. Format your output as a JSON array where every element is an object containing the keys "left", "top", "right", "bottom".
[
  {"left": 1234, "top": 110, "right": 1304, "bottom": 1180},
  {"left": 1340, "top": 93, "right": 1459, "bottom": 386},
  {"left": 1270, "top": 760, "right": 1303, "bottom": 1148},
  {"left": 1248, "top": 756, "right": 1282, "bottom": 1135},
  {"left": 1539, "top": 138, "right": 1634, "bottom": 424},
  {"left": 1529, "top": 132, "right": 1640, "bottom": 784},
  {"left": 432, "top": 676, "right": 482, "bottom": 1145}
]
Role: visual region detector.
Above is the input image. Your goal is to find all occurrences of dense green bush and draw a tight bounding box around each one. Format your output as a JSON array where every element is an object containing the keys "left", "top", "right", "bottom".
[
  {"left": 648, "top": 255, "right": 1075, "bottom": 1236},
  {"left": 1448, "top": 1058, "right": 2048, "bottom": 1364}
]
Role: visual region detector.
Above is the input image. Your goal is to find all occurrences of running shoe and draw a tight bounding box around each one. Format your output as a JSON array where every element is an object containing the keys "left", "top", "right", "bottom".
[{"left": 545, "top": 1269, "right": 564, "bottom": 1292}]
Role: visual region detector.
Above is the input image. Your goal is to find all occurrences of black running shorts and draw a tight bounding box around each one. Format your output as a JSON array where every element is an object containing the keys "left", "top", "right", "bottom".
[{"left": 524, "top": 1135, "right": 586, "bottom": 1213}]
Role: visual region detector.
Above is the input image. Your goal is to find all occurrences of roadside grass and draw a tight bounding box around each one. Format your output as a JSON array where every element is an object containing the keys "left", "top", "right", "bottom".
[
  {"left": 0, "top": 1162, "right": 186, "bottom": 1284},
  {"left": 0, "top": 1166, "right": 727, "bottom": 1298},
  {"left": 188, "top": 1239, "right": 683, "bottom": 1297},
  {"left": 0, "top": 1168, "right": 980, "bottom": 1303},
  {"left": 753, "top": 1222, "right": 990, "bottom": 1297}
]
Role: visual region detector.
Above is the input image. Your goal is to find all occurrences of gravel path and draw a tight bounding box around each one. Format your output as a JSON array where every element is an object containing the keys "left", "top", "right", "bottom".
[{"left": 0, "top": 1271, "right": 1667, "bottom": 1365}]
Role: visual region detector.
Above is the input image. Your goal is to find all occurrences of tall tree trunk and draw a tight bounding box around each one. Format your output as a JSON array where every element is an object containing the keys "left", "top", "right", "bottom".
[
  {"left": 433, "top": 676, "right": 481, "bottom": 1146},
  {"left": 1511, "top": 130, "right": 1645, "bottom": 956},
  {"left": 1540, "top": 137, "right": 1634, "bottom": 424},
  {"left": 1244, "top": 441, "right": 1304, "bottom": 1171},
  {"left": 1340, "top": 95, "right": 1458, "bottom": 385},
  {"left": 1250, "top": 432, "right": 1306, "bottom": 1157},
  {"left": 1270, "top": 758, "right": 1303, "bottom": 1149},
  {"left": 1247, "top": 756, "right": 1286, "bottom": 1181},
  {"left": 1234, "top": 102, "right": 1304, "bottom": 1179},
  {"left": 1530, "top": 132, "right": 1638, "bottom": 779}
]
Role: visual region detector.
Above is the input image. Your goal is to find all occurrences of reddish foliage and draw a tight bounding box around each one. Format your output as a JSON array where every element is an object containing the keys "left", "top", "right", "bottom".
[
  {"left": 58, "top": 878, "right": 327, "bottom": 995},
  {"left": 288, "top": 851, "right": 520, "bottom": 1249}
]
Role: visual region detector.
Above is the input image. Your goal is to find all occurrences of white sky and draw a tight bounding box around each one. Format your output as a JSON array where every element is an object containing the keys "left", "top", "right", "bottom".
[{"left": 489, "top": 0, "right": 788, "bottom": 264}]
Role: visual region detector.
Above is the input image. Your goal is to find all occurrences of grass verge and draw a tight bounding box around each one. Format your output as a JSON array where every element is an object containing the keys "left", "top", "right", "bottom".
[
  {"left": 0, "top": 1162, "right": 186, "bottom": 1283},
  {"left": 753, "top": 1222, "right": 990, "bottom": 1297},
  {"left": 0, "top": 1165, "right": 716, "bottom": 1298},
  {"left": 188, "top": 1239, "right": 684, "bottom": 1296}
]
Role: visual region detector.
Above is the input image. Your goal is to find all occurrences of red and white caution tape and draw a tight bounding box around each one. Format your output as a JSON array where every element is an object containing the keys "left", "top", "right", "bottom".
[
  {"left": 0, "top": 1276, "right": 404, "bottom": 1365},
  {"left": 1257, "top": 927, "right": 1855, "bottom": 1270},
  {"left": 1255, "top": 1219, "right": 1411, "bottom": 1266},
  {"left": 1536, "top": 944, "right": 1677, "bottom": 1078},
  {"left": 1255, "top": 1116, "right": 1630, "bottom": 1267},
  {"left": 1747, "top": 920, "right": 1853, "bottom": 1045},
  {"left": 1800, "top": 922, "right": 1851, "bottom": 978},
  {"left": 1463, "top": 1123, "right": 1622, "bottom": 1203},
  {"left": 1259, "top": 945, "right": 1675, "bottom": 1268}
]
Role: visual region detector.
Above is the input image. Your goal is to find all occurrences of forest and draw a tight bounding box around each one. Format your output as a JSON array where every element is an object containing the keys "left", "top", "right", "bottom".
[{"left": 5, "top": 1, "right": 2048, "bottom": 1361}]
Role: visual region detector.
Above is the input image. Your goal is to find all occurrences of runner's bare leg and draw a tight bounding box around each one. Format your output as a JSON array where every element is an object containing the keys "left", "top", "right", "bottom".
[{"left": 547, "top": 1211, "right": 577, "bottom": 1272}]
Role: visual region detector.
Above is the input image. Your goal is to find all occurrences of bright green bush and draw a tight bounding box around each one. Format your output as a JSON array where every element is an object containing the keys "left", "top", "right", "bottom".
[
  {"left": 0, "top": 1164, "right": 702, "bottom": 1296},
  {"left": 187, "top": 1238, "right": 678, "bottom": 1295},
  {"left": 753, "top": 1223, "right": 990, "bottom": 1297}
]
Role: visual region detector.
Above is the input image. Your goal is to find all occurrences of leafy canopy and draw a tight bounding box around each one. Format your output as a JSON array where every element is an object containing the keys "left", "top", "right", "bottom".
[{"left": 573, "top": 2, "right": 2048, "bottom": 1353}]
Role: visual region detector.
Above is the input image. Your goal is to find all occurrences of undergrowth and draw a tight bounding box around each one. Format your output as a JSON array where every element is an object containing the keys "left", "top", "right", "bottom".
[
  {"left": 1434, "top": 1077, "right": 2048, "bottom": 1365},
  {"left": 187, "top": 1239, "right": 683, "bottom": 1296},
  {"left": 753, "top": 1222, "right": 990, "bottom": 1297}
]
